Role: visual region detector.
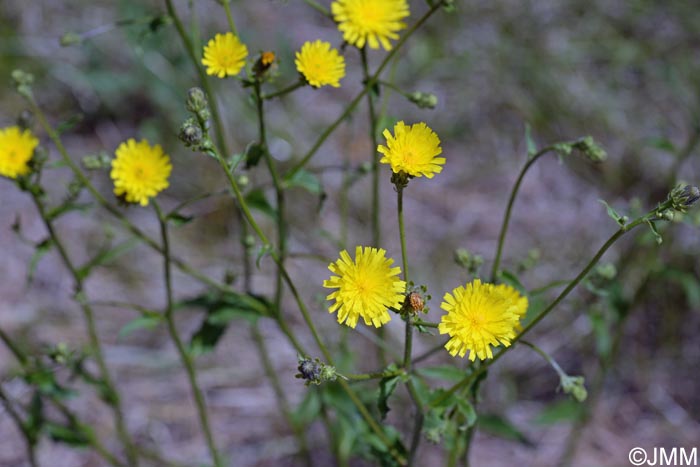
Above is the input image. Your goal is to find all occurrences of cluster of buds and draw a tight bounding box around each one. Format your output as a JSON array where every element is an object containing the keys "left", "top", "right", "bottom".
[
  {"left": 560, "top": 374, "right": 587, "bottom": 402},
  {"left": 82, "top": 151, "right": 112, "bottom": 170},
  {"left": 178, "top": 87, "right": 214, "bottom": 152},
  {"left": 12, "top": 69, "right": 34, "bottom": 98},
  {"left": 454, "top": 248, "right": 483, "bottom": 276},
  {"left": 295, "top": 356, "right": 337, "bottom": 386},
  {"left": 555, "top": 136, "right": 608, "bottom": 163},
  {"left": 408, "top": 91, "right": 438, "bottom": 109}
]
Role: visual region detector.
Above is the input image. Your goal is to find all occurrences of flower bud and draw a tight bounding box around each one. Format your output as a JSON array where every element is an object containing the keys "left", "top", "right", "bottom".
[
  {"left": 186, "top": 87, "right": 208, "bottom": 114},
  {"left": 12, "top": 69, "right": 34, "bottom": 97},
  {"left": 60, "top": 32, "right": 82, "bottom": 47},
  {"left": 669, "top": 184, "right": 700, "bottom": 213},
  {"left": 82, "top": 151, "right": 112, "bottom": 170},
  {"left": 408, "top": 91, "right": 438, "bottom": 109},
  {"left": 295, "top": 356, "right": 337, "bottom": 386},
  {"left": 561, "top": 375, "right": 587, "bottom": 402},
  {"left": 572, "top": 136, "right": 607, "bottom": 162},
  {"left": 253, "top": 51, "right": 277, "bottom": 80},
  {"left": 178, "top": 118, "right": 204, "bottom": 148}
]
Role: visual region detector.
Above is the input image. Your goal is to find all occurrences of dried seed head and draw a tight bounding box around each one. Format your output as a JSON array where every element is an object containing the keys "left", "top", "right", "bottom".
[{"left": 408, "top": 292, "right": 424, "bottom": 313}]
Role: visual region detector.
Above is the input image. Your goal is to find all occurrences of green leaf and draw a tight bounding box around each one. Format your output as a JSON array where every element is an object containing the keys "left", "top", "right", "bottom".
[
  {"left": 244, "top": 142, "right": 267, "bottom": 168},
  {"left": 416, "top": 365, "right": 469, "bottom": 383},
  {"left": 645, "top": 219, "right": 663, "bottom": 245},
  {"left": 534, "top": 400, "right": 582, "bottom": 425},
  {"left": 598, "top": 200, "right": 628, "bottom": 227},
  {"left": 27, "top": 238, "right": 53, "bottom": 284},
  {"left": 291, "top": 390, "right": 320, "bottom": 427},
  {"left": 167, "top": 212, "right": 194, "bottom": 226},
  {"left": 77, "top": 238, "right": 139, "bottom": 280},
  {"left": 455, "top": 398, "right": 477, "bottom": 429},
  {"left": 478, "top": 413, "right": 533, "bottom": 446},
  {"left": 525, "top": 123, "right": 537, "bottom": 158},
  {"left": 377, "top": 374, "right": 400, "bottom": 420},
  {"left": 284, "top": 169, "right": 323, "bottom": 195},
  {"left": 46, "top": 202, "right": 91, "bottom": 221},
  {"left": 245, "top": 189, "right": 276, "bottom": 219},
  {"left": 45, "top": 422, "right": 91, "bottom": 446},
  {"left": 26, "top": 391, "right": 44, "bottom": 445},
  {"left": 646, "top": 137, "right": 677, "bottom": 154},
  {"left": 499, "top": 269, "right": 527, "bottom": 295},
  {"left": 256, "top": 243, "right": 273, "bottom": 268},
  {"left": 118, "top": 315, "right": 163, "bottom": 340},
  {"left": 184, "top": 291, "right": 273, "bottom": 354}
]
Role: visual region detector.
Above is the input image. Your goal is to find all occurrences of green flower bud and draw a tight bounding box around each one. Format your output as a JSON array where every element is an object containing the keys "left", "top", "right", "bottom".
[
  {"left": 561, "top": 375, "right": 587, "bottom": 402},
  {"left": 572, "top": 136, "right": 607, "bottom": 162},
  {"left": 295, "top": 356, "right": 337, "bottom": 386},
  {"left": 178, "top": 118, "right": 204, "bottom": 148},
  {"left": 81, "top": 151, "right": 112, "bottom": 170},
  {"left": 669, "top": 184, "right": 700, "bottom": 213},
  {"left": 408, "top": 91, "right": 438, "bottom": 109},
  {"left": 12, "top": 69, "right": 34, "bottom": 98},
  {"left": 60, "top": 32, "right": 82, "bottom": 47},
  {"left": 186, "top": 87, "right": 208, "bottom": 114}
]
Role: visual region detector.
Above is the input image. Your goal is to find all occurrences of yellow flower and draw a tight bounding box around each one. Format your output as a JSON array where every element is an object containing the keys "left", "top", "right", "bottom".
[
  {"left": 295, "top": 40, "right": 346, "bottom": 88},
  {"left": 323, "top": 246, "right": 406, "bottom": 328},
  {"left": 378, "top": 121, "right": 444, "bottom": 178},
  {"left": 331, "top": 0, "right": 410, "bottom": 50},
  {"left": 0, "top": 126, "right": 38, "bottom": 179},
  {"left": 494, "top": 283, "right": 529, "bottom": 323},
  {"left": 438, "top": 279, "right": 522, "bottom": 361},
  {"left": 202, "top": 32, "right": 249, "bottom": 78},
  {"left": 110, "top": 139, "right": 172, "bottom": 206}
]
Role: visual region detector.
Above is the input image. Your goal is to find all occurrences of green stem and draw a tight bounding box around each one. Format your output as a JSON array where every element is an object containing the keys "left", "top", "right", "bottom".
[
  {"left": 430, "top": 212, "right": 659, "bottom": 409},
  {"left": 520, "top": 340, "right": 567, "bottom": 379},
  {"left": 164, "top": 0, "right": 229, "bottom": 157},
  {"left": 414, "top": 320, "right": 439, "bottom": 328},
  {"left": 206, "top": 141, "right": 404, "bottom": 464},
  {"left": 263, "top": 80, "right": 305, "bottom": 100},
  {"left": 491, "top": 145, "right": 558, "bottom": 281},
  {"left": 27, "top": 95, "right": 231, "bottom": 294},
  {"left": 343, "top": 369, "right": 404, "bottom": 381},
  {"left": 397, "top": 186, "right": 423, "bottom": 465},
  {"left": 361, "top": 47, "right": 381, "bottom": 248},
  {"left": 29, "top": 190, "right": 139, "bottom": 467},
  {"left": 285, "top": 1, "right": 446, "bottom": 179},
  {"left": 251, "top": 324, "right": 313, "bottom": 466},
  {"left": 0, "top": 329, "right": 128, "bottom": 467},
  {"left": 154, "top": 202, "right": 223, "bottom": 467},
  {"left": 221, "top": 0, "right": 238, "bottom": 35},
  {"left": 253, "top": 80, "right": 314, "bottom": 466},
  {"left": 301, "top": 0, "right": 332, "bottom": 18},
  {"left": 0, "top": 385, "right": 39, "bottom": 467}
]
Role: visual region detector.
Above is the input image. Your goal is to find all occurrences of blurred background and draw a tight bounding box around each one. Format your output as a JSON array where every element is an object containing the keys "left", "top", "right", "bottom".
[{"left": 1, "top": 0, "right": 699, "bottom": 466}]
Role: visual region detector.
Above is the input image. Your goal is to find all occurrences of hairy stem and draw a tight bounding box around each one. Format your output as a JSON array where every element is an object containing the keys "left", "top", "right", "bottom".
[
  {"left": 29, "top": 190, "right": 138, "bottom": 466},
  {"left": 154, "top": 202, "right": 223, "bottom": 467}
]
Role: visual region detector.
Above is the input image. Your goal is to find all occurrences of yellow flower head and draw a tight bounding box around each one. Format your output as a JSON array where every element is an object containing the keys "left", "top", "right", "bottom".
[
  {"left": 378, "top": 121, "right": 444, "bottom": 178},
  {"left": 110, "top": 139, "right": 172, "bottom": 206},
  {"left": 494, "top": 283, "right": 529, "bottom": 321},
  {"left": 0, "top": 126, "right": 38, "bottom": 179},
  {"left": 202, "top": 32, "right": 249, "bottom": 78},
  {"left": 331, "top": 0, "right": 410, "bottom": 50},
  {"left": 295, "top": 40, "right": 346, "bottom": 88},
  {"left": 438, "top": 279, "right": 522, "bottom": 361},
  {"left": 323, "top": 246, "right": 406, "bottom": 328}
]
